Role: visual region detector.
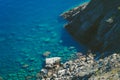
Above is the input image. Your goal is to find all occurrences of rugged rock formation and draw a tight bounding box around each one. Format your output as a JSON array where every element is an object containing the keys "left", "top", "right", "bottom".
[
  {"left": 45, "top": 57, "right": 61, "bottom": 68},
  {"left": 61, "top": 0, "right": 120, "bottom": 52},
  {"left": 38, "top": 53, "right": 120, "bottom": 80},
  {"left": 60, "top": 3, "right": 88, "bottom": 21}
]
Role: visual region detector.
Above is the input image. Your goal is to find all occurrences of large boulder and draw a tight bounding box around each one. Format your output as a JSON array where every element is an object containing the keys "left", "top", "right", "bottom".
[
  {"left": 61, "top": 0, "right": 120, "bottom": 52},
  {"left": 45, "top": 57, "right": 61, "bottom": 68}
]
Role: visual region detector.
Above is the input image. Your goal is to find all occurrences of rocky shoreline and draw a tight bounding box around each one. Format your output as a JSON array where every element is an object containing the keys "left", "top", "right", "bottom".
[
  {"left": 37, "top": 52, "right": 120, "bottom": 80},
  {"left": 53, "top": 1, "right": 120, "bottom": 79},
  {"left": 60, "top": 2, "right": 88, "bottom": 21}
]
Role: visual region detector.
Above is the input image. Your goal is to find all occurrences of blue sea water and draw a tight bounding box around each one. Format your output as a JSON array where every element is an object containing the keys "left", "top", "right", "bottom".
[{"left": 0, "top": 0, "right": 90, "bottom": 79}]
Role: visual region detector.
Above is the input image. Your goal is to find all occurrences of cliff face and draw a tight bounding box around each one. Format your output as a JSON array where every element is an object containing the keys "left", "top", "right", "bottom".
[{"left": 61, "top": 0, "right": 120, "bottom": 52}]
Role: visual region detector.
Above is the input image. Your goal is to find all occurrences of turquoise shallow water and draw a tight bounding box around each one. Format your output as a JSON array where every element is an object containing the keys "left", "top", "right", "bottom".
[{"left": 0, "top": 0, "right": 90, "bottom": 79}]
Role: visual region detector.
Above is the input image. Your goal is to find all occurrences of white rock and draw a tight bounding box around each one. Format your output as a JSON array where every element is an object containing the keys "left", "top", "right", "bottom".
[
  {"left": 46, "top": 57, "right": 61, "bottom": 65},
  {"left": 58, "top": 69, "right": 66, "bottom": 76},
  {"left": 45, "top": 64, "right": 52, "bottom": 68},
  {"left": 53, "top": 74, "right": 57, "bottom": 77},
  {"left": 46, "top": 78, "right": 50, "bottom": 80},
  {"left": 106, "top": 17, "right": 113, "bottom": 23},
  {"left": 54, "top": 78, "right": 61, "bottom": 80},
  {"left": 41, "top": 69, "right": 48, "bottom": 74},
  {"left": 78, "top": 72, "right": 87, "bottom": 77}
]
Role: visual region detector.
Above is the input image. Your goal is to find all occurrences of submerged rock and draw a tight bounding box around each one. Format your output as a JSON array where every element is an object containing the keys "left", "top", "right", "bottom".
[
  {"left": 29, "top": 57, "right": 35, "bottom": 62},
  {"left": 61, "top": 0, "right": 120, "bottom": 52},
  {"left": 42, "top": 38, "right": 51, "bottom": 43},
  {"left": 22, "top": 64, "right": 29, "bottom": 68},
  {"left": 0, "top": 76, "right": 3, "bottom": 80},
  {"left": 25, "top": 75, "right": 33, "bottom": 80},
  {"left": 43, "top": 51, "right": 51, "bottom": 57}
]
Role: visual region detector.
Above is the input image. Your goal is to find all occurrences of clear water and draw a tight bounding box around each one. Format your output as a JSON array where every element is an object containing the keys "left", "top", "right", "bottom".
[{"left": 0, "top": 0, "right": 90, "bottom": 79}]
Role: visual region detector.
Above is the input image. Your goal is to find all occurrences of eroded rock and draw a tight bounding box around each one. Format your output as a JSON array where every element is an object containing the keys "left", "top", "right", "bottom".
[{"left": 45, "top": 57, "right": 61, "bottom": 68}]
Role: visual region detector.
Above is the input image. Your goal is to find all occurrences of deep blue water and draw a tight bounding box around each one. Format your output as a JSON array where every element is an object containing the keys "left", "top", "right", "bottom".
[{"left": 0, "top": 0, "right": 90, "bottom": 79}]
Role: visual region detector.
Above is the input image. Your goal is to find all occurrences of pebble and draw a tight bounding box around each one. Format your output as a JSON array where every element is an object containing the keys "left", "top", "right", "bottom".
[
  {"left": 22, "top": 64, "right": 29, "bottom": 68},
  {"left": 53, "top": 74, "right": 57, "bottom": 78},
  {"left": 118, "top": 6, "right": 120, "bottom": 10},
  {"left": 106, "top": 17, "right": 114, "bottom": 23},
  {"left": 41, "top": 69, "right": 48, "bottom": 74},
  {"left": 58, "top": 69, "right": 66, "bottom": 76},
  {"left": 81, "top": 57, "right": 86, "bottom": 61},
  {"left": 47, "top": 70, "right": 53, "bottom": 77}
]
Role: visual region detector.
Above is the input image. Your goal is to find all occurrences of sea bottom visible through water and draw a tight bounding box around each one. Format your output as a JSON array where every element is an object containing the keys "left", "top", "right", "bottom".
[{"left": 0, "top": 0, "right": 89, "bottom": 79}]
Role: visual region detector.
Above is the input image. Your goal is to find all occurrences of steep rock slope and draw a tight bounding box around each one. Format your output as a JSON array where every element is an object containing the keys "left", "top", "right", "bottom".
[{"left": 61, "top": 0, "right": 120, "bottom": 52}]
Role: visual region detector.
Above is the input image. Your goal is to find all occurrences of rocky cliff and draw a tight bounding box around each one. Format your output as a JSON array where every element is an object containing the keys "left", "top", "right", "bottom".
[{"left": 61, "top": 0, "right": 120, "bottom": 52}]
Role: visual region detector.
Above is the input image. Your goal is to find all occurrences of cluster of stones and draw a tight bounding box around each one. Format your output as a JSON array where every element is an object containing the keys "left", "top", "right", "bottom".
[
  {"left": 36, "top": 53, "right": 120, "bottom": 80},
  {"left": 89, "top": 53, "right": 120, "bottom": 80}
]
